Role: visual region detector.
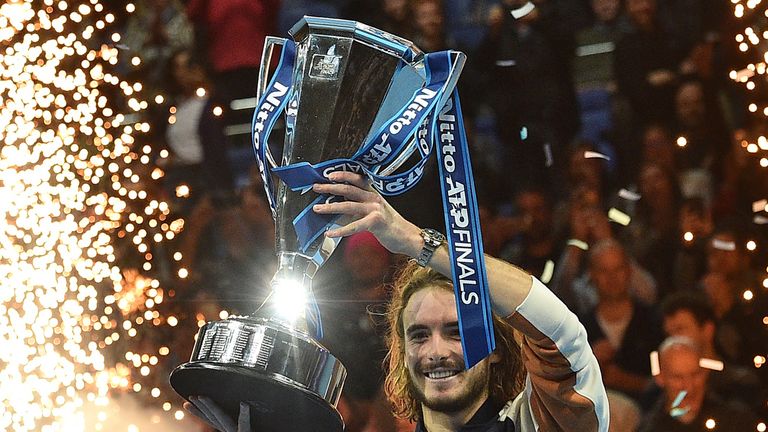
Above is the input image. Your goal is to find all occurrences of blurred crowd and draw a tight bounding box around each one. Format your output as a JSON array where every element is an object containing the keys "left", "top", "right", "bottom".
[{"left": 111, "top": 0, "right": 768, "bottom": 430}]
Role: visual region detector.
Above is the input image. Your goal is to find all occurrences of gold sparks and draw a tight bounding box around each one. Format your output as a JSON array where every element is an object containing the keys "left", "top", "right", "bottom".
[{"left": 0, "top": 1, "right": 184, "bottom": 430}]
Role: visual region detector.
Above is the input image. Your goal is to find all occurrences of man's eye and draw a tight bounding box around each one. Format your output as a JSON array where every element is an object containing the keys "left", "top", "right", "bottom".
[{"left": 410, "top": 332, "right": 428, "bottom": 342}]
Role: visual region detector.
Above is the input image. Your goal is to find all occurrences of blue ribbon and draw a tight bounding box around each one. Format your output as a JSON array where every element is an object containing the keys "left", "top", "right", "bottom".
[
  {"left": 251, "top": 39, "right": 296, "bottom": 218},
  {"left": 252, "top": 42, "right": 495, "bottom": 367},
  {"left": 435, "top": 91, "right": 495, "bottom": 368}
]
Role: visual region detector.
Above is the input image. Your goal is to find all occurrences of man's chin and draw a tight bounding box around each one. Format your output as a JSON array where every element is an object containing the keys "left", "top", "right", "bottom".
[{"left": 422, "top": 393, "right": 472, "bottom": 414}]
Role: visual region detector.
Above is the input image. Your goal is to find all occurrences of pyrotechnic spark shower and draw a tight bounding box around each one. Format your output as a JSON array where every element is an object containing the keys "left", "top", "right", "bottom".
[{"left": 0, "top": 1, "right": 185, "bottom": 430}]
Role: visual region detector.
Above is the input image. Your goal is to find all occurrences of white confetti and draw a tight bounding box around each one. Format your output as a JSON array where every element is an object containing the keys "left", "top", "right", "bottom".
[
  {"left": 495, "top": 59, "right": 516, "bottom": 67},
  {"left": 567, "top": 239, "right": 589, "bottom": 251},
  {"left": 670, "top": 407, "right": 690, "bottom": 418},
  {"left": 510, "top": 1, "right": 536, "bottom": 19},
  {"left": 544, "top": 143, "right": 553, "bottom": 167},
  {"left": 699, "top": 358, "right": 724, "bottom": 371},
  {"left": 752, "top": 199, "right": 768, "bottom": 213},
  {"left": 584, "top": 150, "right": 611, "bottom": 161},
  {"left": 608, "top": 208, "right": 631, "bottom": 226},
  {"left": 754, "top": 215, "right": 768, "bottom": 225},
  {"left": 711, "top": 238, "right": 736, "bottom": 251},
  {"left": 672, "top": 390, "right": 687, "bottom": 409},
  {"left": 618, "top": 188, "right": 641, "bottom": 201},
  {"left": 650, "top": 351, "right": 660, "bottom": 376},
  {"left": 540, "top": 260, "right": 555, "bottom": 284}
]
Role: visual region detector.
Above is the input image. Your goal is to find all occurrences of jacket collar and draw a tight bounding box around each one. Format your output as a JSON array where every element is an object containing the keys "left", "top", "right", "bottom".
[{"left": 414, "top": 398, "right": 513, "bottom": 432}]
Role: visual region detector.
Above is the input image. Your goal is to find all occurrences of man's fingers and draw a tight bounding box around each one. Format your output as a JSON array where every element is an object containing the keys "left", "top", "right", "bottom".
[
  {"left": 196, "top": 396, "right": 237, "bottom": 432},
  {"left": 313, "top": 201, "right": 369, "bottom": 216},
  {"left": 327, "top": 170, "right": 371, "bottom": 189},
  {"left": 312, "top": 182, "right": 375, "bottom": 202}
]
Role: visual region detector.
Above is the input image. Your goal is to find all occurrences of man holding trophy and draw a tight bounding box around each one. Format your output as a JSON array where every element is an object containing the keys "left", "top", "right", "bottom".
[
  {"left": 171, "top": 16, "right": 609, "bottom": 432},
  {"left": 185, "top": 170, "right": 609, "bottom": 431}
]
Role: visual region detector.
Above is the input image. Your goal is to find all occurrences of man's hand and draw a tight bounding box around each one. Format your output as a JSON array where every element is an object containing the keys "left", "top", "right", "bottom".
[
  {"left": 311, "top": 171, "right": 422, "bottom": 257},
  {"left": 184, "top": 396, "right": 251, "bottom": 432}
]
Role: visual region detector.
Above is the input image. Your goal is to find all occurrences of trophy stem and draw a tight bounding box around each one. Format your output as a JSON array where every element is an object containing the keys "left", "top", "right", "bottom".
[{"left": 255, "top": 252, "right": 321, "bottom": 334}]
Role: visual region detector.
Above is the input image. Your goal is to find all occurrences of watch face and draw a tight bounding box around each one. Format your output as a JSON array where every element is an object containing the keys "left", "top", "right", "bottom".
[{"left": 422, "top": 229, "right": 443, "bottom": 247}]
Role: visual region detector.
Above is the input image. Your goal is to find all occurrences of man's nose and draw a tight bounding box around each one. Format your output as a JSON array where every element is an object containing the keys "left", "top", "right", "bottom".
[{"left": 426, "top": 335, "right": 451, "bottom": 361}]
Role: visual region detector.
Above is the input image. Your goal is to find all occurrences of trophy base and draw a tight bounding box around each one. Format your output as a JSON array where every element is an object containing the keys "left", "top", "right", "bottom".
[{"left": 170, "top": 362, "right": 344, "bottom": 432}]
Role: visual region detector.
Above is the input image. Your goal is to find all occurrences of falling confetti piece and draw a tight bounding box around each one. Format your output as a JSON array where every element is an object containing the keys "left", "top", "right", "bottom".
[
  {"left": 496, "top": 59, "right": 516, "bottom": 67},
  {"left": 567, "top": 239, "right": 589, "bottom": 250},
  {"left": 711, "top": 238, "right": 736, "bottom": 251},
  {"left": 540, "top": 260, "right": 555, "bottom": 283},
  {"left": 755, "top": 215, "right": 768, "bottom": 225},
  {"left": 510, "top": 1, "right": 536, "bottom": 19},
  {"left": 618, "top": 188, "right": 641, "bottom": 201},
  {"left": 520, "top": 126, "right": 528, "bottom": 140},
  {"left": 670, "top": 407, "right": 690, "bottom": 418},
  {"left": 752, "top": 199, "right": 768, "bottom": 213},
  {"left": 672, "top": 390, "right": 687, "bottom": 409},
  {"left": 650, "top": 351, "right": 660, "bottom": 376},
  {"left": 699, "top": 358, "right": 724, "bottom": 371},
  {"left": 584, "top": 151, "right": 611, "bottom": 161},
  {"left": 544, "top": 143, "right": 553, "bottom": 167},
  {"left": 608, "top": 208, "right": 631, "bottom": 226}
]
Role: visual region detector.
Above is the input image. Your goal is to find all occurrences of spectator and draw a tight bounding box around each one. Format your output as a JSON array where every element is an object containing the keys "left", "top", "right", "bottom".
[
  {"left": 566, "top": 140, "right": 613, "bottom": 197},
  {"left": 499, "top": 185, "right": 563, "bottom": 279},
  {"left": 408, "top": 0, "right": 450, "bottom": 52},
  {"left": 473, "top": 0, "right": 579, "bottom": 195},
  {"left": 344, "top": 0, "right": 413, "bottom": 38},
  {"left": 699, "top": 226, "right": 766, "bottom": 366},
  {"left": 660, "top": 292, "right": 763, "bottom": 409},
  {"left": 613, "top": 0, "right": 682, "bottom": 124},
  {"left": 163, "top": 49, "right": 236, "bottom": 214},
  {"left": 640, "top": 336, "right": 759, "bottom": 431},
  {"left": 673, "top": 79, "right": 731, "bottom": 204},
  {"left": 640, "top": 122, "right": 677, "bottom": 174},
  {"left": 573, "top": 0, "right": 630, "bottom": 92},
  {"left": 711, "top": 126, "right": 768, "bottom": 220},
  {"left": 673, "top": 197, "right": 713, "bottom": 291},
  {"left": 580, "top": 239, "right": 662, "bottom": 400},
  {"left": 622, "top": 162, "right": 682, "bottom": 297},
  {"left": 122, "top": 0, "right": 194, "bottom": 90},
  {"left": 186, "top": 0, "right": 280, "bottom": 126}
]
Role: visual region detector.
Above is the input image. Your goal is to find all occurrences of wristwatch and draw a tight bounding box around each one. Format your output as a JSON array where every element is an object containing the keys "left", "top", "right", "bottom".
[{"left": 416, "top": 228, "right": 445, "bottom": 267}]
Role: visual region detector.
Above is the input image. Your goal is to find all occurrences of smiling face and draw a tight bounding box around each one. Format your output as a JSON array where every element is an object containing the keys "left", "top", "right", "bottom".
[{"left": 402, "top": 286, "right": 496, "bottom": 415}]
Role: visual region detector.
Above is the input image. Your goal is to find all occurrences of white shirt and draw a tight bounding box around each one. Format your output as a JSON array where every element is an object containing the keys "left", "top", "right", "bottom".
[{"left": 166, "top": 96, "right": 207, "bottom": 165}]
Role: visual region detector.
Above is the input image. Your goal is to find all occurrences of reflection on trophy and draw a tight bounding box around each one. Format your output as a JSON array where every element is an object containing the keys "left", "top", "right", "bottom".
[{"left": 170, "top": 17, "right": 433, "bottom": 432}]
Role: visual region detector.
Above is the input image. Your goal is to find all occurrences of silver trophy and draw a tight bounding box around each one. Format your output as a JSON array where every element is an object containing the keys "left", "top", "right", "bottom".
[{"left": 170, "top": 17, "right": 433, "bottom": 431}]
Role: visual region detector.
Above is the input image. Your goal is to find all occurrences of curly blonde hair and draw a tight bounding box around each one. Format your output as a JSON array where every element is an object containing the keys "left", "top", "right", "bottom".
[{"left": 383, "top": 261, "right": 524, "bottom": 422}]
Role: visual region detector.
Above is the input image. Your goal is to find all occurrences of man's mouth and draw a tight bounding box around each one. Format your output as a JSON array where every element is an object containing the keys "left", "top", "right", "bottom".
[{"left": 424, "top": 369, "right": 461, "bottom": 380}]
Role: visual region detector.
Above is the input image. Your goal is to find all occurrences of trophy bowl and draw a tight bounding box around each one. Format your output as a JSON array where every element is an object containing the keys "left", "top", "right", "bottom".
[{"left": 170, "top": 316, "right": 346, "bottom": 431}]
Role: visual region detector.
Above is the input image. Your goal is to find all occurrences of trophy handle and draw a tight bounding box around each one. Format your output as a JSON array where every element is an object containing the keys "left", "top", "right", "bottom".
[
  {"left": 257, "top": 36, "right": 288, "bottom": 102},
  {"left": 378, "top": 51, "right": 467, "bottom": 177}
]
